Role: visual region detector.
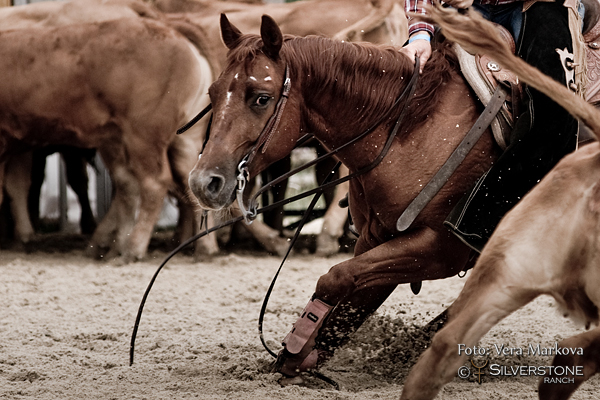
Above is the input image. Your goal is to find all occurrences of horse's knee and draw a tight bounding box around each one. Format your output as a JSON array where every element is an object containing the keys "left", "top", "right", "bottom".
[{"left": 315, "top": 264, "right": 355, "bottom": 303}]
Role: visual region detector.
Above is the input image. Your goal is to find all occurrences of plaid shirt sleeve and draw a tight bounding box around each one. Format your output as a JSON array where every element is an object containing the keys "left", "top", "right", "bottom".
[{"left": 405, "top": 0, "right": 435, "bottom": 37}]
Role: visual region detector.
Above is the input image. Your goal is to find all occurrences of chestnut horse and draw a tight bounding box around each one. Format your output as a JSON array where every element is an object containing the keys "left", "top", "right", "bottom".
[{"left": 188, "top": 14, "right": 500, "bottom": 379}]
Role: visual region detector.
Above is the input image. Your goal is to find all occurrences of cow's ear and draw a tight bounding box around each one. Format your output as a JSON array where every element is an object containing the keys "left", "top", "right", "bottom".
[
  {"left": 221, "top": 14, "right": 243, "bottom": 50},
  {"left": 260, "top": 15, "right": 282, "bottom": 60}
]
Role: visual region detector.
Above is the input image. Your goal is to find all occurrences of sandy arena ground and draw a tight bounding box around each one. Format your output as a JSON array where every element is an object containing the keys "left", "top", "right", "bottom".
[{"left": 0, "top": 237, "right": 598, "bottom": 400}]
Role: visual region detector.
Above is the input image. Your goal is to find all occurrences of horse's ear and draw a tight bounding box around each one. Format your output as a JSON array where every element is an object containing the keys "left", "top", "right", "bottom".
[
  {"left": 260, "top": 15, "right": 282, "bottom": 60},
  {"left": 220, "top": 13, "right": 243, "bottom": 50}
]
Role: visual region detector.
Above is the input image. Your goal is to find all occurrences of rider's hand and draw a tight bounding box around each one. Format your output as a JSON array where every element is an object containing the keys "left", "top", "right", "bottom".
[
  {"left": 443, "top": 0, "right": 474, "bottom": 9},
  {"left": 399, "top": 34, "right": 432, "bottom": 73}
]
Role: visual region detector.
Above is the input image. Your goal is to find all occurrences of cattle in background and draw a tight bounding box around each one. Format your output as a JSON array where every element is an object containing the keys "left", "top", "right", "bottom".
[
  {"left": 1, "top": 147, "right": 96, "bottom": 247},
  {"left": 0, "top": 0, "right": 217, "bottom": 262},
  {"left": 400, "top": 7, "right": 600, "bottom": 400},
  {"left": 0, "top": 0, "right": 407, "bottom": 260}
]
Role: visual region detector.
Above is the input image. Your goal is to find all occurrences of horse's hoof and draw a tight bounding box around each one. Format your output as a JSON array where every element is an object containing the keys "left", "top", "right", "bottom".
[
  {"left": 194, "top": 240, "right": 220, "bottom": 257},
  {"left": 278, "top": 375, "right": 305, "bottom": 386}
]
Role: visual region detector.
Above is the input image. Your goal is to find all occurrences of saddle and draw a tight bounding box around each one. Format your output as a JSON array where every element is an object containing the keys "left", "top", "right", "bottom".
[
  {"left": 454, "top": 24, "right": 522, "bottom": 150},
  {"left": 585, "top": 7, "right": 600, "bottom": 104}
]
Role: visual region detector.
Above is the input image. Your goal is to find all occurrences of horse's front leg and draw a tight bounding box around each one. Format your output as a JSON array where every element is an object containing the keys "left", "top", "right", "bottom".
[{"left": 275, "top": 227, "right": 470, "bottom": 380}]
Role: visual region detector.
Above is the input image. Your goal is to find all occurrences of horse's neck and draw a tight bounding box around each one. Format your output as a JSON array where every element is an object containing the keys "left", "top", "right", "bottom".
[{"left": 287, "top": 38, "right": 414, "bottom": 152}]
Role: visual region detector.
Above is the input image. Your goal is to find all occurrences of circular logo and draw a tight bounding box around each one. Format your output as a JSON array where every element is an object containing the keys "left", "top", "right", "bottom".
[{"left": 458, "top": 365, "right": 471, "bottom": 379}]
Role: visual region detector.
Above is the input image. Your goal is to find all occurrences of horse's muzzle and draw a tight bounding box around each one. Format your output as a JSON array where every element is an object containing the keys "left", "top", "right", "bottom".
[{"left": 188, "top": 168, "right": 236, "bottom": 210}]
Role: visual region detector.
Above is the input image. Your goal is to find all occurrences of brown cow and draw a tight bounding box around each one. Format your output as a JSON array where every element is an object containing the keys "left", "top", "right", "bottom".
[
  {"left": 400, "top": 7, "right": 600, "bottom": 400},
  {"left": 0, "top": 0, "right": 407, "bottom": 259},
  {"left": 0, "top": 4, "right": 215, "bottom": 262}
]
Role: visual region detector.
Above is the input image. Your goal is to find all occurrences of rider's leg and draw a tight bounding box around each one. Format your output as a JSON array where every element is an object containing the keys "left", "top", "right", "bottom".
[{"left": 445, "top": 1, "right": 581, "bottom": 252}]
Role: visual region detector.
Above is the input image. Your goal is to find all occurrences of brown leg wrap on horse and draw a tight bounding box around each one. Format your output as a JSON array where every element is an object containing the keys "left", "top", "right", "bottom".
[{"left": 275, "top": 298, "right": 333, "bottom": 377}]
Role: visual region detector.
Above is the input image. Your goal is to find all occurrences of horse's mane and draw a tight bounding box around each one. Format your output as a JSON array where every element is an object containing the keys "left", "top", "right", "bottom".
[{"left": 226, "top": 34, "right": 457, "bottom": 136}]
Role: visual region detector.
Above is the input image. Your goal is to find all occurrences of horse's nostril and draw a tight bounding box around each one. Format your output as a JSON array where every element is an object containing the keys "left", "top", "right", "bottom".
[{"left": 207, "top": 175, "right": 224, "bottom": 195}]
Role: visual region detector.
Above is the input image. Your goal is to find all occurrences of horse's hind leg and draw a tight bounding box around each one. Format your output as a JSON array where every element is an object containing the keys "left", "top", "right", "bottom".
[{"left": 538, "top": 327, "right": 600, "bottom": 400}]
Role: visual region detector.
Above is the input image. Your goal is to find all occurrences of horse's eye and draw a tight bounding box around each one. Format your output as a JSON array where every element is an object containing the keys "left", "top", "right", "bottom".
[{"left": 255, "top": 95, "right": 271, "bottom": 107}]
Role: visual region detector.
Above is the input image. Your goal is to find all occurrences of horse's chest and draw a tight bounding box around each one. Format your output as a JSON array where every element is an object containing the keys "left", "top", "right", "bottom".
[{"left": 348, "top": 176, "right": 404, "bottom": 236}]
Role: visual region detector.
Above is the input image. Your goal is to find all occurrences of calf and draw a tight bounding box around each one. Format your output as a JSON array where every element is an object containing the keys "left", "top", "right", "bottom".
[
  {"left": 401, "top": 141, "right": 600, "bottom": 399},
  {"left": 401, "top": 6, "right": 600, "bottom": 400}
]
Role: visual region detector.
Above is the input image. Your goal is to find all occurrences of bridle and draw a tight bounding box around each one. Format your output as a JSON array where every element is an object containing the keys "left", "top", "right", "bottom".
[
  {"left": 236, "top": 65, "right": 291, "bottom": 222},
  {"left": 235, "top": 57, "right": 420, "bottom": 224}
]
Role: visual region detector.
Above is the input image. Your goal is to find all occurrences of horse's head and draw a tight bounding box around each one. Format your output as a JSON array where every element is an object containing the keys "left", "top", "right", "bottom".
[{"left": 189, "top": 14, "right": 301, "bottom": 211}]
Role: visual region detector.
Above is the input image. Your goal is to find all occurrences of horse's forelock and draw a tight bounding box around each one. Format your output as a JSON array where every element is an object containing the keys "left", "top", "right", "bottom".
[
  {"left": 225, "top": 34, "right": 294, "bottom": 64},
  {"left": 226, "top": 34, "right": 262, "bottom": 64}
]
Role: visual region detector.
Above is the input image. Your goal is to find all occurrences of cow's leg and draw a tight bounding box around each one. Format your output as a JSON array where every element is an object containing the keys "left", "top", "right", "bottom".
[
  {"left": 260, "top": 156, "right": 290, "bottom": 232},
  {"left": 230, "top": 206, "right": 290, "bottom": 256},
  {"left": 538, "top": 327, "right": 600, "bottom": 400},
  {"left": 193, "top": 210, "right": 221, "bottom": 257},
  {"left": 276, "top": 227, "right": 471, "bottom": 379},
  {"left": 167, "top": 133, "right": 220, "bottom": 256},
  {"left": 123, "top": 178, "right": 165, "bottom": 261},
  {"left": 86, "top": 196, "right": 119, "bottom": 258},
  {"left": 118, "top": 144, "right": 171, "bottom": 262},
  {"left": 61, "top": 150, "right": 96, "bottom": 235},
  {"left": 5, "top": 153, "right": 35, "bottom": 244},
  {"left": 103, "top": 167, "right": 140, "bottom": 261},
  {"left": 172, "top": 196, "right": 195, "bottom": 245},
  {"left": 316, "top": 164, "right": 349, "bottom": 256},
  {"left": 28, "top": 150, "right": 47, "bottom": 232},
  {"left": 87, "top": 146, "right": 136, "bottom": 260},
  {"left": 400, "top": 257, "right": 539, "bottom": 400}
]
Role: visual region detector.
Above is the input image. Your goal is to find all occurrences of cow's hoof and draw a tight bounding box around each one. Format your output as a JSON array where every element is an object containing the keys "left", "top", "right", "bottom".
[{"left": 315, "top": 233, "right": 340, "bottom": 257}]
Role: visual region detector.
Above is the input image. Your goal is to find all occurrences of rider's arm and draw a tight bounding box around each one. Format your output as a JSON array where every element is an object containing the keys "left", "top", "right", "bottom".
[
  {"left": 405, "top": 0, "right": 435, "bottom": 39},
  {"left": 401, "top": 0, "right": 434, "bottom": 72}
]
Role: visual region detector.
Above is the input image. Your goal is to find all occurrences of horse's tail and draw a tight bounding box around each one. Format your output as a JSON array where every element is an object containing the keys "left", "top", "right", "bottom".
[{"left": 424, "top": 5, "right": 600, "bottom": 139}]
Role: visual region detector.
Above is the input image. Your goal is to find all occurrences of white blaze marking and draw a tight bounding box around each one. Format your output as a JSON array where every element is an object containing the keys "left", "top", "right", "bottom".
[{"left": 219, "top": 91, "right": 233, "bottom": 121}]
